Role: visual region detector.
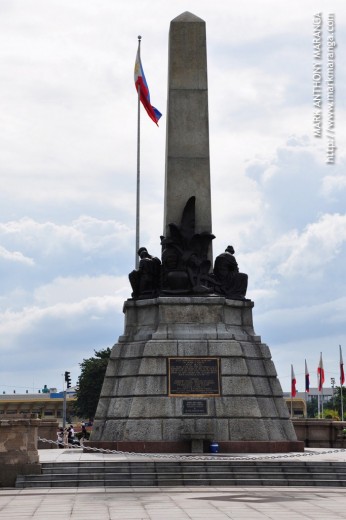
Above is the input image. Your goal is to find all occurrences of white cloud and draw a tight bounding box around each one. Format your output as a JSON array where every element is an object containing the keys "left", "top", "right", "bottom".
[
  {"left": 0, "top": 294, "right": 125, "bottom": 351},
  {"left": 322, "top": 175, "right": 346, "bottom": 198},
  {"left": 0, "top": 245, "right": 34, "bottom": 265},
  {"left": 277, "top": 214, "right": 346, "bottom": 277},
  {"left": 34, "top": 275, "right": 128, "bottom": 305},
  {"left": 0, "top": 216, "right": 133, "bottom": 258}
]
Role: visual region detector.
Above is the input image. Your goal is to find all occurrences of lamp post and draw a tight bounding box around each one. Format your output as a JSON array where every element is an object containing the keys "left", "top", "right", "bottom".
[
  {"left": 331, "top": 377, "right": 335, "bottom": 408},
  {"left": 62, "top": 387, "right": 67, "bottom": 429}
]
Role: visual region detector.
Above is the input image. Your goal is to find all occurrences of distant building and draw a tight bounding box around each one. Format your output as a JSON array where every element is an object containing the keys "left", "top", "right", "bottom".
[
  {"left": 284, "top": 397, "right": 307, "bottom": 418},
  {"left": 283, "top": 387, "right": 337, "bottom": 418},
  {"left": 0, "top": 390, "right": 77, "bottom": 422},
  {"left": 283, "top": 387, "right": 335, "bottom": 403}
]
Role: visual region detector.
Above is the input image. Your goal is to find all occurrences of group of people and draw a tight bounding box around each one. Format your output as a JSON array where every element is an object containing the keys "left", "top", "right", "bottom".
[{"left": 57, "top": 423, "right": 88, "bottom": 448}]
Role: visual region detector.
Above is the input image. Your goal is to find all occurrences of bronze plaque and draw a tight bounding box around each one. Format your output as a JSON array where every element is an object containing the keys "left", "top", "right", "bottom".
[
  {"left": 168, "top": 357, "right": 220, "bottom": 396},
  {"left": 182, "top": 399, "right": 208, "bottom": 415}
]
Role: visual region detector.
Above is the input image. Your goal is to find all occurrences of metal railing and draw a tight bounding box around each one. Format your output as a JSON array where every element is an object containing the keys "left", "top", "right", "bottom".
[{"left": 38, "top": 437, "right": 346, "bottom": 462}]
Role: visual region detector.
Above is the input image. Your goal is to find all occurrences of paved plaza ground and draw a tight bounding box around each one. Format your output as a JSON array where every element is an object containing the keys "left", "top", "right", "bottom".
[{"left": 1, "top": 448, "right": 346, "bottom": 519}]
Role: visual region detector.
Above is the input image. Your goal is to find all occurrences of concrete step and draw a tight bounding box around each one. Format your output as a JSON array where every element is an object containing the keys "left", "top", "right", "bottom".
[{"left": 15, "top": 461, "right": 346, "bottom": 488}]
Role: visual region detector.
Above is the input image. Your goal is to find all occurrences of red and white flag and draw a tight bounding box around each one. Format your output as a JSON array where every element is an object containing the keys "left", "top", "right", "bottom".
[
  {"left": 317, "top": 352, "right": 325, "bottom": 392},
  {"left": 340, "top": 345, "right": 345, "bottom": 386},
  {"left": 291, "top": 364, "right": 297, "bottom": 397}
]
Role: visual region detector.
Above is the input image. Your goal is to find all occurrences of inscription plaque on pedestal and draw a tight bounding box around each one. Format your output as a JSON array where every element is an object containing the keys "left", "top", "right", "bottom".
[
  {"left": 182, "top": 399, "right": 208, "bottom": 415},
  {"left": 168, "top": 357, "right": 220, "bottom": 396}
]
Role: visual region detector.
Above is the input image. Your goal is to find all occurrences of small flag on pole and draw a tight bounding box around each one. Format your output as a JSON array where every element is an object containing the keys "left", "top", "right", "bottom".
[
  {"left": 340, "top": 345, "right": 345, "bottom": 386},
  {"left": 291, "top": 364, "right": 297, "bottom": 397},
  {"left": 305, "top": 359, "right": 310, "bottom": 393},
  {"left": 134, "top": 44, "right": 162, "bottom": 125},
  {"left": 317, "top": 352, "right": 325, "bottom": 392}
]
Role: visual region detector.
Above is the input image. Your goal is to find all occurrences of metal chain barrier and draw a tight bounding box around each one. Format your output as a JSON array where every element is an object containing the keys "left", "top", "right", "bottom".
[{"left": 38, "top": 437, "right": 346, "bottom": 462}]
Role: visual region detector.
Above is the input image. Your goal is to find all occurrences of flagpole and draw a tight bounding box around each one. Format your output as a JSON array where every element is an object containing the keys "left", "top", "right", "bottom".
[
  {"left": 318, "top": 353, "right": 321, "bottom": 418},
  {"left": 321, "top": 385, "right": 324, "bottom": 417},
  {"left": 341, "top": 383, "right": 344, "bottom": 421},
  {"left": 136, "top": 35, "right": 142, "bottom": 269},
  {"left": 304, "top": 359, "right": 307, "bottom": 418},
  {"left": 320, "top": 352, "right": 324, "bottom": 417},
  {"left": 290, "top": 398, "right": 293, "bottom": 419},
  {"left": 340, "top": 345, "right": 344, "bottom": 421},
  {"left": 290, "top": 365, "right": 293, "bottom": 418}
]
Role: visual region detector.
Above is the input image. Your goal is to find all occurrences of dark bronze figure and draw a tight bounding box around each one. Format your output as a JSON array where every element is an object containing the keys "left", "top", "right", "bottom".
[
  {"left": 128, "top": 199, "right": 248, "bottom": 300},
  {"left": 213, "top": 245, "right": 248, "bottom": 299},
  {"left": 129, "top": 247, "right": 161, "bottom": 299}
]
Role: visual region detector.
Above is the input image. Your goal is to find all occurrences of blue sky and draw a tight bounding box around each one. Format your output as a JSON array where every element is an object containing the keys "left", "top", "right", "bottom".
[{"left": 1, "top": 0, "right": 345, "bottom": 394}]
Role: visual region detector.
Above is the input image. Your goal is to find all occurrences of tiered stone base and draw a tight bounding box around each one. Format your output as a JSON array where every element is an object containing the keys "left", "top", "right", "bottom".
[{"left": 91, "top": 296, "right": 300, "bottom": 451}]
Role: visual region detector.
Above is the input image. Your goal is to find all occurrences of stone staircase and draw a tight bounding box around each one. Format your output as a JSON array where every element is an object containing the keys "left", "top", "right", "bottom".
[{"left": 16, "top": 460, "right": 346, "bottom": 487}]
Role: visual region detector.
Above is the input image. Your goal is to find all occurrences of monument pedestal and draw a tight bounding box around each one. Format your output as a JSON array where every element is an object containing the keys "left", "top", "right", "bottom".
[{"left": 91, "top": 296, "right": 303, "bottom": 452}]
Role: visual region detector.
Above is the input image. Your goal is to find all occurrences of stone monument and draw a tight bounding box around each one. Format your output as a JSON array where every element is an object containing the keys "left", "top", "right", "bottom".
[
  {"left": 164, "top": 12, "right": 212, "bottom": 244},
  {"left": 90, "top": 12, "right": 302, "bottom": 453}
]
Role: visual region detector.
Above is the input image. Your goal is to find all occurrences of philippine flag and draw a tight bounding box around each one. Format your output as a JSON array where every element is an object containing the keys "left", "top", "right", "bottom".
[
  {"left": 134, "top": 48, "right": 162, "bottom": 125},
  {"left": 291, "top": 364, "right": 297, "bottom": 397},
  {"left": 317, "top": 352, "right": 325, "bottom": 392},
  {"left": 340, "top": 345, "right": 345, "bottom": 386},
  {"left": 305, "top": 359, "right": 310, "bottom": 393}
]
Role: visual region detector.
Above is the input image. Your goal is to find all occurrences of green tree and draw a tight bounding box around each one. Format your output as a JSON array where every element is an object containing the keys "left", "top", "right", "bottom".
[
  {"left": 307, "top": 396, "right": 318, "bottom": 418},
  {"left": 74, "top": 347, "right": 111, "bottom": 421},
  {"left": 332, "top": 386, "right": 346, "bottom": 420}
]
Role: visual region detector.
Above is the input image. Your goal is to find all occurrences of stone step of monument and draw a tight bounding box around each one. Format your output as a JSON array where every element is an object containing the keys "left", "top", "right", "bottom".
[{"left": 15, "top": 461, "right": 346, "bottom": 488}]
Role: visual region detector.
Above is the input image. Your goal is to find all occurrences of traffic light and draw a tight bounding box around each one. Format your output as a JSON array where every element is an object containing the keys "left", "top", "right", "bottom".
[{"left": 64, "top": 371, "right": 72, "bottom": 388}]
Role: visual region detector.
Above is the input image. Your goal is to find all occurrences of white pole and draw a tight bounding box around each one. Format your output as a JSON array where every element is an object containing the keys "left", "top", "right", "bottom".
[
  {"left": 135, "top": 35, "right": 142, "bottom": 269},
  {"left": 304, "top": 359, "right": 307, "bottom": 418},
  {"left": 62, "top": 389, "right": 67, "bottom": 429},
  {"left": 340, "top": 345, "right": 344, "bottom": 421},
  {"left": 290, "top": 365, "right": 293, "bottom": 418},
  {"left": 341, "top": 385, "right": 344, "bottom": 421},
  {"left": 321, "top": 386, "right": 324, "bottom": 418},
  {"left": 318, "top": 352, "right": 323, "bottom": 419}
]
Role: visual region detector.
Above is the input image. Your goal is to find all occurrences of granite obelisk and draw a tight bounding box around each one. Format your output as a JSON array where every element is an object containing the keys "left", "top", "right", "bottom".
[
  {"left": 90, "top": 12, "right": 302, "bottom": 453},
  {"left": 164, "top": 13, "right": 212, "bottom": 244}
]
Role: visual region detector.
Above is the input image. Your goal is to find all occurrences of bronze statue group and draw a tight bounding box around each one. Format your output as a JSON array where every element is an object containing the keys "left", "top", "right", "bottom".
[{"left": 129, "top": 198, "right": 248, "bottom": 301}]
